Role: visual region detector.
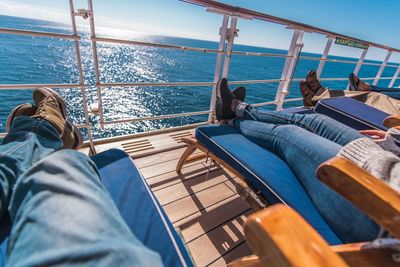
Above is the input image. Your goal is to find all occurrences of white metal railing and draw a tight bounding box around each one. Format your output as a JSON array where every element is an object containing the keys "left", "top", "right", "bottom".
[{"left": 1, "top": 0, "right": 400, "bottom": 152}]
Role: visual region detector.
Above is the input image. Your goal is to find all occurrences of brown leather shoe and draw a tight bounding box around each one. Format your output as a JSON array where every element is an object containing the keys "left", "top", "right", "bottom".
[
  {"left": 349, "top": 73, "right": 370, "bottom": 91},
  {"left": 300, "top": 81, "right": 315, "bottom": 107},
  {"left": 306, "top": 70, "right": 322, "bottom": 92},
  {"left": 6, "top": 103, "right": 37, "bottom": 130},
  {"left": 32, "top": 88, "right": 83, "bottom": 149}
]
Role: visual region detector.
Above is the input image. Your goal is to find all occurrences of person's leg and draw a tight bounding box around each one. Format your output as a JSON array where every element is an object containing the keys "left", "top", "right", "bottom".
[
  {"left": 5, "top": 149, "right": 162, "bottom": 266},
  {"left": 311, "top": 89, "right": 369, "bottom": 105},
  {"left": 232, "top": 119, "right": 379, "bottom": 242},
  {"left": 363, "top": 92, "right": 400, "bottom": 114},
  {"left": 239, "top": 106, "right": 364, "bottom": 146},
  {"left": 1, "top": 90, "right": 163, "bottom": 265},
  {"left": 369, "top": 87, "right": 400, "bottom": 100},
  {"left": 370, "top": 85, "right": 400, "bottom": 93},
  {"left": 0, "top": 116, "right": 62, "bottom": 218},
  {"left": 310, "top": 90, "right": 400, "bottom": 114}
]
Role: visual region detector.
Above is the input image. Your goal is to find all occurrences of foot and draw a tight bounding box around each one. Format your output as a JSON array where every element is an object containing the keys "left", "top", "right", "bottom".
[
  {"left": 349, "top": 73, "right": 370, "bottom": 91},
  {"left": 216, "top": 78, "right": 238, "bottom": 121},
  {"left": 232, "top": 86, "right": 246, "bottom": 102},
  {"left": 32, "top": 87, "right": 83, "bottom": 149},
  {"left": 6, "top": 103, "right": 37, "bottom": 130},
  {"left": 300, "top": 81, "right": 315, "bottom": 107},
  {"left": 306, "top": 70, "right": 322, "bottom": 92}
]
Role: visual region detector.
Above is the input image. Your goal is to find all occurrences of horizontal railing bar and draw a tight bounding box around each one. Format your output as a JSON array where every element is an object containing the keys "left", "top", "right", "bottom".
[
  {"left": 98, "top": 81, "right": 214, "bottom": 87},
  {"left": 229, "top": 79, "right": 282, "bottom": 85},
  {"left": 75, "top": 123, "right": 91, "bottom": 129},
  {"left": 283, "top": 97, "right": 303, "bottom": 102},
  {"left": 375, "top": 77, "right": 398, "bottom": 80},
  {"left": 0, "top": 133, "right": 6, "bottom": 139},
  {"left": 182, "top": 0, "right": 400, "bottom": 53},
  {"left": 0, "top": 27, "right": 78, "bottom": 40},
  {"left": 98, "top": 79, "right": 283, "bottom": 88},
  {"left": 0, "top": 84, "right": 85, "bottom": 90},
  {"left": 231, "top": 50, "right": 400, "bottom": 68},
  {"left": 98, "top": 76, "right": 399, "bottom": 89},
  {"left": 291, "top": 76, "right": 398, "bottom": 82},
  {"left": 2, "top": 75, "right": 396, "bottom": 91},
  {"left": 231, "top": 50, "right": 288, "bottom": 58},
  {"left": 251, "top": 100, "right": 278, "bottom": 107},
  {"left": 103, "top": 110, "right": 211, "bottom": 125},
  {"left": 93, "top": 36, "right": 222, "bottom": 53},
  {"left": 231, "top": 51, "right": 400, "bottom": 67},
  {"left": 225, "top": 51, "right": 400, "bottom": 67}
]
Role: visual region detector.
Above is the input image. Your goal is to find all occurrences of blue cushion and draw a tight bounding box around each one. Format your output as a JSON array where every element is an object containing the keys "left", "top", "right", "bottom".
[
  {"left": 92, "top": 149, "right": 193, "bottom": 267},
  {"left": 196, "top": 125, "right": 342, "bottom": 245},
  {"left": 315, "top": 97, "right": 389, "bottom": 130}
]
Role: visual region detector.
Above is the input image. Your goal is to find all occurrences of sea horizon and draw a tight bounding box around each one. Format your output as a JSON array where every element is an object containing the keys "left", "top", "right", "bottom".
[{"left": 1, "top": 15, "right": 399, "bottom": 139}]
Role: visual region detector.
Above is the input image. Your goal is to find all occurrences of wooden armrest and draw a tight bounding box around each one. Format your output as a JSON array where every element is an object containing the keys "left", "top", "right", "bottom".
[
  {"left": 244, "top": 204, "right": 348, "bottom": 267},
  {"left": 384, "top": 115, "right": 400, "bottom": 128},
  {"left": 332, "top": 243, "right": 400, "bottom": 267},
  {"left": 317, "top": 157, "right": 400, "bottom": 239}
]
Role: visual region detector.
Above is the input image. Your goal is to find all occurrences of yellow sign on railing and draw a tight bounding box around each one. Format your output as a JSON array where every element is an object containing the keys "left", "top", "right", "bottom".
[{"left": 335, "top": 37, "right": 369, "bottom": 50}]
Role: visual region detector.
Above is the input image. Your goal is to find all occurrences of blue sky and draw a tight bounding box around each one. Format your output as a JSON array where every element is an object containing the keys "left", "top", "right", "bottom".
[{"left": 1, "top": 0, "right": 400, "bottom": 61}]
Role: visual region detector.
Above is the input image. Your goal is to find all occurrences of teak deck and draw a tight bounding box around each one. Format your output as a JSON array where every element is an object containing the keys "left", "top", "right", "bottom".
[{"left": 92, "top": 128, "right": 253, "bottom": 266}]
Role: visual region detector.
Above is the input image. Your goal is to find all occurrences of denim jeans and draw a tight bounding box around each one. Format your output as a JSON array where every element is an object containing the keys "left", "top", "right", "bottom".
[
  {"left": 0, "top": 116, "right": 163, "bottom": 266},
  {"left": 233, "top": 108, "right": 379, "bottom": 243}
]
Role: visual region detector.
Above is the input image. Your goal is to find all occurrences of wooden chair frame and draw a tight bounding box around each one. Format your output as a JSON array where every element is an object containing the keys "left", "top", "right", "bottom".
[{"left": 176, "top": 136, "right": 267, "bottom": 210}]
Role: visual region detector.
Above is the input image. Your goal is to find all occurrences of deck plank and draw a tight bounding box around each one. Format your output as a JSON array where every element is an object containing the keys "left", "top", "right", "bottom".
[
  {"left": 179, "top": 200, "right": 251, "bottom": 243},
  {"left": 185, "top": 212, "right": 250, "bottom": 266},
  {"left": 207, "top": 243, "right": 253, "bottom": 267},
  {"left": 130, "top": 145, "right": 253, "bottom": 266},
  {"left": 154, "top": 171, "right": 236, "bottom": 206},
  {"left": 163, "top": 183, "right": 237, "bottom": 223}
]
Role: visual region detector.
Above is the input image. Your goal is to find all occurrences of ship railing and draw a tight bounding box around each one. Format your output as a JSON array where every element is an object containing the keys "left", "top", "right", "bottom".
[{"left": 1, "top": 0, "right": 400, "bottom": 154}]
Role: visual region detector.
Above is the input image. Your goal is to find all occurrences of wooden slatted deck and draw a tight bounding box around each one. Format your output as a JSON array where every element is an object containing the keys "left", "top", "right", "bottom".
[
  {"left": 133, "top": 147, "right": 253, "bottom": 266},
  {"left": 91, "top": 127, "right": 255, "bottom": 266}
]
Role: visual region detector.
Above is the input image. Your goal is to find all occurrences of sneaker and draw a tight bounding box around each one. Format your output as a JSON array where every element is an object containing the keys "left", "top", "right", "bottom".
[
  {"left": 6, "top": 103, "right": 37, "bottom": 130},
  {"left": 216, "top": 78, "right": 237, "bottom": 121},
  {"left": 306, "top": 70, "right": 322, "bottom": 92},
  {"left": 300, "top": 81, "right": 315, "bottom": 107},
  {"left": 349, "top": 73, "right": 370, "bottom": 91},
  {"left": 232, "top": 86, "right": 246, "bottom": 102},
  {"left": 32, "top": 87, "right": 83, "bottom": 149}
]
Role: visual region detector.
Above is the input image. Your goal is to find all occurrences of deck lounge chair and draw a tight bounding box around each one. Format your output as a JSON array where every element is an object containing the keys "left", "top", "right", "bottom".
[
  {"left": 176, "top": 105, "right": 400, "bottom": 246},
  {"left": 315, "top": 97, "right": 389, "bottom": 131},
  {"left": 231, "top": 157, "right": 400, "bottom": 267},
  {"left": 0, "top": 149, "right": 194, "bottom": 267},
  {"left": 177, "top": 125, "right": 342, "bottom": 245}
]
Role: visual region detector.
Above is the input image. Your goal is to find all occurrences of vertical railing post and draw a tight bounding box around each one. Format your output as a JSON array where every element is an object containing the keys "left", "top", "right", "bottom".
[
  {"left": 353, "top": 48, "right": 368, "bottom": 76},
  {"left": 208, "top": 15, "right": 229, "bottom": 123},
  {"left": 69, "top": 0, "right": 96, "bottom": 154},
  {"left": 316, "top": 37, "right": 334, "bottom": 78},
  {"left": 221, "top": 16, "right": 238, "bottom": 78},
  {"left": 389, "top": 63, "right": 400, "bottom": 88},
  {"left": 275, "top": 29, "right": 304, "bottom": 110},
  {"left": 373, "top": 50, "right": 392, "bottom": 86},
  {"left": 87, "top": 0, "right": 104, "bottom": 129},
  {"left": 345, "top": 47, "right": 368, "bottom": 90}
]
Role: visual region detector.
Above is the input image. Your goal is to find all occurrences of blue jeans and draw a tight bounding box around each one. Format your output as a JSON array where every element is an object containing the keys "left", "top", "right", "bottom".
[
  {"left": 233, "top": 108, "right": 379, "bottom": 243},
  {"left": 370, "top": 85, "right": 400, "bottom": 100},
  {"left": 0, "top": 117, "right": 163, "bottom": 266}
]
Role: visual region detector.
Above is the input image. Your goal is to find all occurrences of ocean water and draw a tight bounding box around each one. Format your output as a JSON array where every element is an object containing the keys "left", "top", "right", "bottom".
[{"left": 0, "top": 15, "right": 398, "bottom": 139}]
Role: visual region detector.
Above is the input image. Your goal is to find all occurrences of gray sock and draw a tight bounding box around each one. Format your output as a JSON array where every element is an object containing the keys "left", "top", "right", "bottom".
[{"left": 235, "top": 102, "right": 249, "bottom": 118}]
